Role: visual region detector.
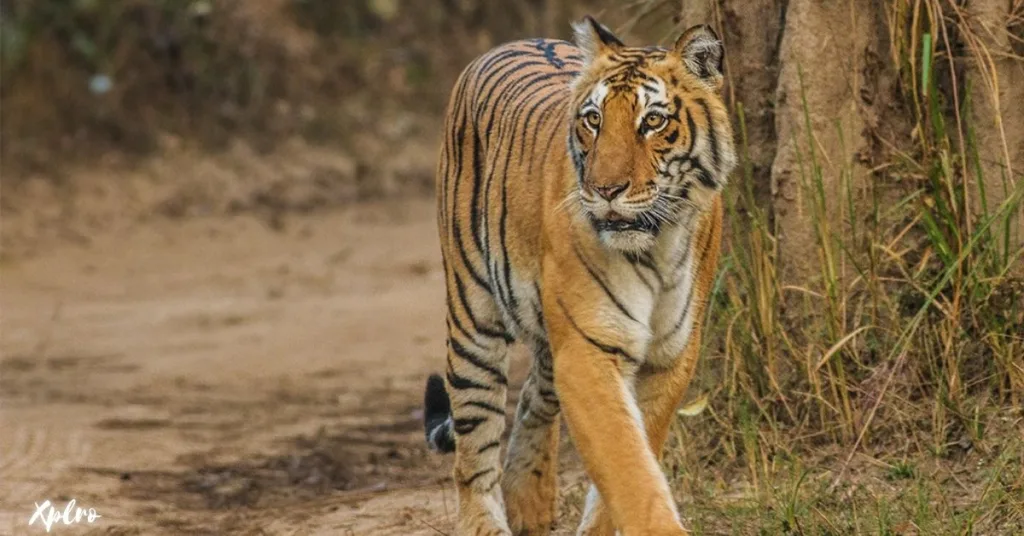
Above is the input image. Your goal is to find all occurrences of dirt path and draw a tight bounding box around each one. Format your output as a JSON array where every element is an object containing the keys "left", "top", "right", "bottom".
[{"left": 1, "top": 199, "right": 475, "bottom": 535}]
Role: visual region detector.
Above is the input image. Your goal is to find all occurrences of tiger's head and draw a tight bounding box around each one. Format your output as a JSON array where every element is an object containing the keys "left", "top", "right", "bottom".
[{"left": 567, "top": 16, "right": 736, "bottom": 253}]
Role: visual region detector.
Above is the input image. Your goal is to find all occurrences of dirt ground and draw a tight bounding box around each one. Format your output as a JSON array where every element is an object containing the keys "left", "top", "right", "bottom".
[{"left": 1, "top": 191, "right": 591, "bottom": 535}]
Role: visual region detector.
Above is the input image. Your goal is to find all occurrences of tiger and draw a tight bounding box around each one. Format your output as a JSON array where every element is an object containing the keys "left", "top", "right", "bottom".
[{"left": 422, "top": 14, "right": 735, "bottom": 536}]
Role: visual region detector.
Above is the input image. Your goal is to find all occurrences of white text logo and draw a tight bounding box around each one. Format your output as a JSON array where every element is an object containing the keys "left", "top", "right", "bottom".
[{"left": 28, "top": 500, "right": 101, "bottom": 532}]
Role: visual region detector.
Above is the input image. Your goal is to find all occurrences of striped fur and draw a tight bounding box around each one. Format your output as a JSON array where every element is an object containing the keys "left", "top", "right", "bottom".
[{"left": 423, "top": 16, "right": 735, "bottom": 536}]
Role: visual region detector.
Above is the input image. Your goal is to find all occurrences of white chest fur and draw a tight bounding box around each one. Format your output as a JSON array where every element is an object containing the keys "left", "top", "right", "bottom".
[
  {"left": 647, "top": 221, "right": 700, "bottom": 367},
  {"left": 597, "top": 220, "right": 701, "bottom": 368}
]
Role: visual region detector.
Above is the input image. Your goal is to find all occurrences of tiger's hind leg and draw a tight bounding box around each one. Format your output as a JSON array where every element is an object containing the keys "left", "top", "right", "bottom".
[
  {"left": 425, "top": 282, "right": 514, "bottom": 535},
  {"left": 502, "top": 345, "right": 561, "bottom": 535}
]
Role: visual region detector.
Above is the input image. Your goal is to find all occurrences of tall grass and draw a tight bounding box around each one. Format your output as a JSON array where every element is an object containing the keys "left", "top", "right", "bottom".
[
  {"left": 695, "top": 0, "right": 1023, "bottom": 455},
  {"left": 661, "top": 0, "right": 1023, "bottom": 532}
]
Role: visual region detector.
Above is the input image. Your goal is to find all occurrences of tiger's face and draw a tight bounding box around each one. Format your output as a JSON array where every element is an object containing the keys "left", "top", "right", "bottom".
[{"left": 568, "top": 18, "right": 735, "bottom": 253}]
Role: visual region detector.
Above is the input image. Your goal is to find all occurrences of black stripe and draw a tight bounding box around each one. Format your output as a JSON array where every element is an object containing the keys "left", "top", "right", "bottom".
[
  {"left": 472, "top": 51, "right": 534, "bottom": 107},
  {"left": 452, "top": 273, "right": 512, "bottom": 342},
  {"left": 454, "top": 416, "right": 489, "bottom": 435},
  {"left": 497, "top": 125, "right": 518, "bottom": 320},
  {"left": 538, "top": 388, "right": 559, "bottom": 404},
  {"left": 478, "top": 49, "right": 530, "bottom": 75},
  {"left": 463, "top": 400, "right": 506, "bottom": 415},
  {"left": 528, "top": 406, "right": 559, "bottom": 422},
  {"left": 469, "top": 130, "right": 486, "bottom": 252},
  {"left": 446, "top": 300, "right": 497, "bottom": 350},
  {"left": 685, "top": 156, "right": 717, "bottom": 189},
  {"left": 670, "top": 96, "right": 682, "bottom": 121},
  {"left": 653, "top": 286, "right": 695, "bottom": 345},
  {"left": 572, "top": 242, "right": 640, "bottom": 324},
  {"left": 631, "top": 262, "right": 657, "bottom": 294},
  {"left": 478, "top": 71, "right": 565, "bottom": 321},
  {"left": 489, "top": 70, "right": 575, "bottom": 159},
  {"left": 461, "top": 468, "right": 494, "bottom": 487},
  {"left": 696, "top": 98, "right": 720, "bottom": 170},
  {"left": 533, "top": 282, "right": 547, "bottom": 336},
  {"left": 634, "top": 251, "right": 664, "bottom": 286},
  {"left": 556, "top": 298, "right": 639, "bottom": 364},
  {"left": 535, "top": 348, "right": 554, "bottom": 380},
  {"left": 664, "top": 217, "right": 698, "bottom": 291},
  {"left": 536, "top": 359, "right": 554, "bottom": 378},
  {"left": 451, "top": 219, "right": 491, "bottom": 292},
  {"left": 447, "top": 369, "right": 492, "bottom": 391},
  {"left": 476, "top": 61, "right": 559, "bottom": 125},
  {"left": 684, "top": 107, "right": 697, "bottom": 155},
  {"left": 532, "top": 39, "right": 566, "bottom": 69},
  {"left": 539, "top": 106, "right": 570, "bottom": 174},
  {"left": 477, "top": 441, "right": 501, "bottom": 454},
  {"left": 527, "top": 95, "right": 569, "bottom": 173},
  {"left": 478, "top": 60, "right": 563, "bottom": 147},
  {"left": 480, "top": 121, "right": 505, "bottom": 317},
  {"left": 518, "top": 86, "right": 567, "bottom": 170},
  {"left": 446, "top": 301, "right": 497, "bottom": 352},
  {"left": 477, "top": 57, "right": 555, "bottom": 108},
  {"left": 449, "top": 337, "right": 508, "bottom": 385}
]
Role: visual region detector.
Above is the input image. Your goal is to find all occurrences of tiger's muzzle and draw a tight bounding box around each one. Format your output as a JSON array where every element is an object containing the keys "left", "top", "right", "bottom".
[{"left": 581, "top": 181, "right": 661, "bottom": 234}]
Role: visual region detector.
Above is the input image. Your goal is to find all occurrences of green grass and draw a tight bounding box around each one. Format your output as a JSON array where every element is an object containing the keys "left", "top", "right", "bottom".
[{"left": 650, "top": 1, "right": 1024, "bottom": 533}]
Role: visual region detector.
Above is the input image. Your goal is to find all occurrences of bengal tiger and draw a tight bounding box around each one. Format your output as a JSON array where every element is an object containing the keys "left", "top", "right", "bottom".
[{"left": 422, "top": 15, "right": 735, "bottom": 536}]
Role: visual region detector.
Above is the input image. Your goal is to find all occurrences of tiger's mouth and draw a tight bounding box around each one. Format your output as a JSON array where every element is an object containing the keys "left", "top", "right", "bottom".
[{"left": 588, "top": 212, "right": 659, "bottom": 234}]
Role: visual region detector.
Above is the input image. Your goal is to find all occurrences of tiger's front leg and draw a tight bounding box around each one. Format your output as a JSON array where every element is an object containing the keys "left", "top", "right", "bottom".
[
  {"left": 546, "top": 296, "right": 689, "bottom": 536},
  {"left": 576, "top": 337, "right": 705, "bottom": 536}
]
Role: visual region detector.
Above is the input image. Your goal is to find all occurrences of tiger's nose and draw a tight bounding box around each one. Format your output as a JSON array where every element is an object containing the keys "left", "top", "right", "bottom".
[{"left": 593, "top": 182, "right": 629, "bottom": 201}]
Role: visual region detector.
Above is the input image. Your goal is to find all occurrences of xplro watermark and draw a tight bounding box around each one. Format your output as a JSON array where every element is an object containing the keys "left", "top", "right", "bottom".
[{"left": 28, "top": 499, "right": 101, "bottom": 532}]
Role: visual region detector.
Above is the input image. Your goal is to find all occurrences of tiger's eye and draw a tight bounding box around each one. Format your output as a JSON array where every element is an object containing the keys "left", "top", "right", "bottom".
[
  {"left": 584, "top": 111, "right": 601, "bottom": 129},
  {"left": 644, "top": 112, "right": 667, "bottom": 130}
]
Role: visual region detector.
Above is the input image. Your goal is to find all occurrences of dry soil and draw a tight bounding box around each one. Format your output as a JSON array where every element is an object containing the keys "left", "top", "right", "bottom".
[{"left": 1, "top": 197, "right": 513, "bottom": 535}]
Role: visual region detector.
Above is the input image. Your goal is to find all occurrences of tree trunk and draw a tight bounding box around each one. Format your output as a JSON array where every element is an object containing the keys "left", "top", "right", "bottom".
[
  {"left": 963, "top": 0, "right": 1024, "bottom": 250},
  {"left": 681, "top": 0, "right": 1024, "bottom": 282},
  {"left": 682, "top": 0, "right": 893, "bottom": 283},
  {"left": 769, "top": 0, "right": 891, "bottom": 283}
]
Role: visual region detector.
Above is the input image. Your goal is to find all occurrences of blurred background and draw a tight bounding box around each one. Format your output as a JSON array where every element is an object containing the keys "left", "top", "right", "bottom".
[{"left": 1, "top": 1, "right": 1023, "bottom": 534}]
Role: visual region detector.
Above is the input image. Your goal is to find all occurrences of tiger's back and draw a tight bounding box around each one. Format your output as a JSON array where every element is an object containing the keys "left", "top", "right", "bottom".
[{"left": 435, "top": 38, "right": 586, "bottom": 345}]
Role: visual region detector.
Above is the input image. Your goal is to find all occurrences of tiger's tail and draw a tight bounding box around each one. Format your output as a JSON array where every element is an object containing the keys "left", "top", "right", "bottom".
[{"left": 423, "top": 373, "right": 455, "bottom": 453}]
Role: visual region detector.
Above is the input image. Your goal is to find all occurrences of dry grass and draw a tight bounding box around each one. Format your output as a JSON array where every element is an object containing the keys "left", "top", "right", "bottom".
[{"left": 621, "top": 0, "right": 1024, "bottom": 533}]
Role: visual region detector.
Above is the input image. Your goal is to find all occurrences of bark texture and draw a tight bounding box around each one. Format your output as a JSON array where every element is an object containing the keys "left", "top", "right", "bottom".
[
  {"left": 769, "top": 0, "right": 890, "bottom": 282},
  {"left": 964, "top": 0, "right": 1024, "bottom": 247},
  {"left": 680, "top": 0, "right": 1022, "bottom": 282}
]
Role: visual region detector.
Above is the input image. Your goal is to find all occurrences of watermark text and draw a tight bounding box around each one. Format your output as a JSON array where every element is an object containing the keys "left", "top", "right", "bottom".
[{"left": 28, "top": 499, "right": 101, "bottom": 532}]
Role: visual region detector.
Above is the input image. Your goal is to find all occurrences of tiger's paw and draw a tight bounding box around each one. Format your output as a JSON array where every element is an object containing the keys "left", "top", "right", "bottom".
[
  {"left": 502, "top": 473, "right": 557, "bottom": 535},
  {"left": 456, "top": 485, "right": 513, "bottom": 536},
  {"left": 456, "top": 507, "right": 513, "bottom": 536}
]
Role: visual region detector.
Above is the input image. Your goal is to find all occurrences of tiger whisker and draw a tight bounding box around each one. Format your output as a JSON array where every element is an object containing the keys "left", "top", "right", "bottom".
[{"left": 555, "top": 190, "right": 580, "bottom": 213}]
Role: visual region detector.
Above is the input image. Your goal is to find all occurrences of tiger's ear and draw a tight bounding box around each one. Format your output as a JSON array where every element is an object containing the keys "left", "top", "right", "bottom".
[
  {"left": 572, "top": 15, "right": 624, "bottom": 61},
  {"left": 674, "top": 25, "right": 724, "bottom": 89}
]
